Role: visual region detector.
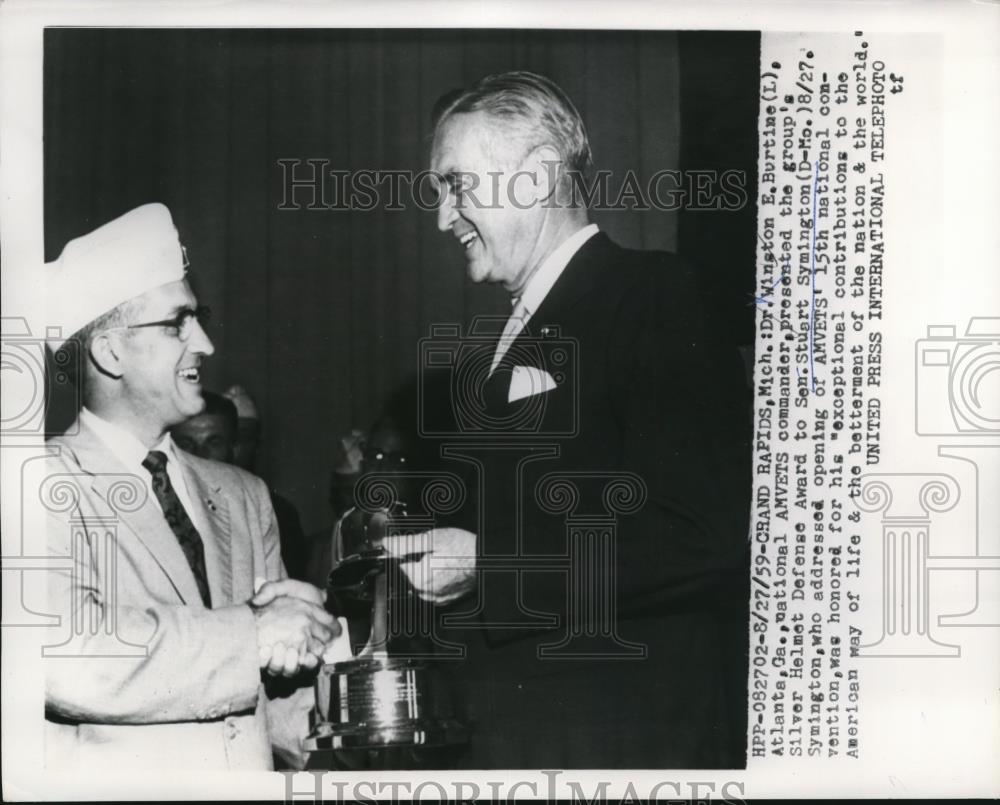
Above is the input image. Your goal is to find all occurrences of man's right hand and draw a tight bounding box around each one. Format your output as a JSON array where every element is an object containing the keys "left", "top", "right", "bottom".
[
  {"left": 381, "top": 527, "right": 477, "bottom": 604},
  {"left": 250, "top": 595, "right": 338, "bottom": 677}
]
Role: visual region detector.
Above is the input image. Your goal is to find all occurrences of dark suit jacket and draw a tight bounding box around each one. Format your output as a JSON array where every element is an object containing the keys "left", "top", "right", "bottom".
[{"left": 435, "top": 232, "right": 751, "bottom": 769}]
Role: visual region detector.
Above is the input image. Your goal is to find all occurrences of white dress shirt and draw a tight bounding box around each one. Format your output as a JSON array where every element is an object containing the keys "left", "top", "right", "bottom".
[
  {"left": 490, "top": 223, "right": 599, "bottom": 373},
  {"left": 79, "top": 407, "right": 207, "bottom": 534}
]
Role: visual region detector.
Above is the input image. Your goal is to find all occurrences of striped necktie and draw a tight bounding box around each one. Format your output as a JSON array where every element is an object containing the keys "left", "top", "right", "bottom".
[
  {"left": 490, "top": 297, "right": 530, "bottom": 374},
  {"left": 142, "top": 450, "right": 212, "bottom": 607}
]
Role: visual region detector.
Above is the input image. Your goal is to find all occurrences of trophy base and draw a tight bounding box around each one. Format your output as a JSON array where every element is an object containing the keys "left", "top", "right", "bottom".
[
  {"left": 304, "top": 718, "right": 468, "bottom": 752},
  {"left": 306, "top": 655, "right": 469, "bottom": 752}
]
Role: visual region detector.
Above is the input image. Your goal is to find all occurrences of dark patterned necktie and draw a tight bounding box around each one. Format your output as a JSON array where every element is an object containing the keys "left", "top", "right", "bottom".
[{"left": 142, "top": 450, "right": 212, "bottom": 607}]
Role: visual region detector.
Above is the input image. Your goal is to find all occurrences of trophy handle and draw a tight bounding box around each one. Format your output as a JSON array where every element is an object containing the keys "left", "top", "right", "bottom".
[{"left": 358, "top": 570, "right": 390, "bottom": 658}]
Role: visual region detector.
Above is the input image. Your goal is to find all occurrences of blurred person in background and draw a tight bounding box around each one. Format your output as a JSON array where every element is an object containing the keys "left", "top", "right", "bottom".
[{"left": 173, "top": 387, "right": 309, "bottom": 579}]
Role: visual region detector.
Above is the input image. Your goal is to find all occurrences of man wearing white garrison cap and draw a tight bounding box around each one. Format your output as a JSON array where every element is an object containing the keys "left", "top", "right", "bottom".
[{"left": 41, "top": 203, "right": 339, "bottom": 770}]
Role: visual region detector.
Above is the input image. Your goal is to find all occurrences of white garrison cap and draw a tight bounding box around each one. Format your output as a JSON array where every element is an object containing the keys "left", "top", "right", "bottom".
[{"left": 45, "top": 203, "right": 188, "bottom": 350}]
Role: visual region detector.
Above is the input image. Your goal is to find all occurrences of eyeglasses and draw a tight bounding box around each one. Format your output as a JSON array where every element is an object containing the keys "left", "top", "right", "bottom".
[{"left": 103, "top": 305, "right": 211, "bottom": 342}]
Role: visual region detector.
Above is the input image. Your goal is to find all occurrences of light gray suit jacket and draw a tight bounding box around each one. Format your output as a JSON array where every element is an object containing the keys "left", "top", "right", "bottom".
[{"left": 41, "top": 417, "right": 312, "bottom": 770}]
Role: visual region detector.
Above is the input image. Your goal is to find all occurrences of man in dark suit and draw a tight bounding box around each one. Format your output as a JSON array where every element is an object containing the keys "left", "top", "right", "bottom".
[
  {"left": 383, "top": 72, "right": 751, "bottom": 769},
  {"left": 40, "top": 203, "right": 340, "bottom": 770}
]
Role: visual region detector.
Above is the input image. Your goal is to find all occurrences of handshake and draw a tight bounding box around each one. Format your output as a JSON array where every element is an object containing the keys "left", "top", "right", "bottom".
[
  {"left": 245, "top": 526, "right": 479, "bottom": 677},
  {"left": 248, "top": 579, "right": 342, "bottom": 677}
]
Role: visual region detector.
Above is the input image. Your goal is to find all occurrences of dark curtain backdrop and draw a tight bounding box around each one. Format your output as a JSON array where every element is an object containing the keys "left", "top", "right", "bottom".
[{"left": 44, "top": 28, "right": 758, "bottom": 535}]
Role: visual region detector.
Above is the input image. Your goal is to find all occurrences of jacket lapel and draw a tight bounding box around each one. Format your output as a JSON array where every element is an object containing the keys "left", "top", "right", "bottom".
[
  {"left": 492, "top": 232, "right": 617, "bottom": 408},
  {"left": 499, "top": 232, "right": 615, "bottom": 374},
  {"left": 64, "top": 419, "right": 205, "bottom": 606}
]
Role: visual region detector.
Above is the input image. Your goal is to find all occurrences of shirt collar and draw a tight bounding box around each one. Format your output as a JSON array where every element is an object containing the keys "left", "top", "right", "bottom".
[
  {"left": 515, "top": 223, "right": 599, "bottom": 315},
  {"left": 80, "top": 407, "right": 176, "bottom": 472}
]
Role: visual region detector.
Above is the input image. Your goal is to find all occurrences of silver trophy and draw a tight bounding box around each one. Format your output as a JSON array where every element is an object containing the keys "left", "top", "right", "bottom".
[{"left": 305, "top": 499, "right": 468, "bottom": 754}]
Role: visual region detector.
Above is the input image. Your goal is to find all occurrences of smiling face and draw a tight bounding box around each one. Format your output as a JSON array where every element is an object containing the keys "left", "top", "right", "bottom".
[
  {"left": 115, "top": 279, "right": 215, "bottom": 436},
  {"left": 431, "top": 111, "right": 548, "bottom": 294}
]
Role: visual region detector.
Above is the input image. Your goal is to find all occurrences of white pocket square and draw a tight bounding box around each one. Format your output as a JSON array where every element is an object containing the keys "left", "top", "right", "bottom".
[{"left": 508, "top": 365, "right": 558, "bottom": 403}]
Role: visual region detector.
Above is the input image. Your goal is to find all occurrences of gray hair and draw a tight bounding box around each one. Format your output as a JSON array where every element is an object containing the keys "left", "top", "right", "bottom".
[
  {"left": 435, "top": 71, "right": 593, "bottom": 175},
  {"left": 72, "top": 297, "right": 140, "bottom": 350},
  {"left": 58, "top": 297, "right": 140, "bottom": 389}
]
